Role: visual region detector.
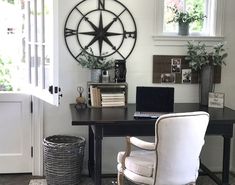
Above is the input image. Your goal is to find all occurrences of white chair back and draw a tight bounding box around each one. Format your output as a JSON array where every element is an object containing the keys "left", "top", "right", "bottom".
[{"left": 153, "top": 112, "right": 209, "bottom": 185}]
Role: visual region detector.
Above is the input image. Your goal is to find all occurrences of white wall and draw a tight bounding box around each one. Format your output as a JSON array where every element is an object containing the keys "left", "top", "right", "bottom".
[
  {"left": 219, "top": 0, "right": 235, "bottom": 172},
  {"left": 43, "top": 0, "right": 235, "bottom": 174}
]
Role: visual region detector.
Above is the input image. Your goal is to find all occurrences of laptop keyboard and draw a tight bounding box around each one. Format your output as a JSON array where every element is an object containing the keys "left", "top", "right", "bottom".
[{"left": 134, "top": 111, "right": 163, "bottom": 118}]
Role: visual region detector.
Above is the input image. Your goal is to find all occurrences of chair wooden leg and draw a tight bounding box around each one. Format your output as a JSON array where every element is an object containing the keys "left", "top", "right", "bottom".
[{"left": 118, "top": 171, "right": 124, "bottom": 185}]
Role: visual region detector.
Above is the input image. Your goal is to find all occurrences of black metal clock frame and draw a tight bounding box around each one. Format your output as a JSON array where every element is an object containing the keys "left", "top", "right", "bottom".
[{"left": 64, "top": 0, "right": 137, "bottom": 63}]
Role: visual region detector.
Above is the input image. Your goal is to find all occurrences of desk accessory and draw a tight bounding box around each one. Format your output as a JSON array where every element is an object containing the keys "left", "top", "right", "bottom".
[
  {"left": 115, "top": 60, "right": 126, "bottom": 82},
  {"left": 102, "top": 70, "right": 110, "bottom": 83},
  {"left": 208, "top": 92, "right": 224, "bottom": 108},
  {"left": 76, "top": 86, "right": 86, "bottom": 109}
]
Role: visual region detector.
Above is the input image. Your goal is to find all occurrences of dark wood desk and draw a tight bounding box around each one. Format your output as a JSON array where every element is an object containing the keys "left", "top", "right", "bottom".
[{"left": 70, "top": 103, "right": 235, "bottom": 185}]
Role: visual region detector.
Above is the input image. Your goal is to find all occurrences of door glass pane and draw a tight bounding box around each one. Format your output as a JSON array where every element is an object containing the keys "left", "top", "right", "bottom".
[
  {"left": 37, "top": 45, "right": 43, "bottom": 88},
  {"left": 44, "top": 45, "right": 50, "bottom": 90},
  {"left": 30, "top": 44, "right": 36, "bottom": 86},
  {"left": 37, "top": 0, "right": 43, "bottom": 42},
  {"left": 29, "top": 0, "right": 35, "bottom": 42}
]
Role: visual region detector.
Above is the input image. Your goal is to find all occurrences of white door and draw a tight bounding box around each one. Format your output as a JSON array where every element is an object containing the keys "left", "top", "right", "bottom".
[
  {"left": 0, "top": 0, "right": 58, "bottom": 175},
  {"left": 0, "top": 93, "right": 32, "bottom": 173}
]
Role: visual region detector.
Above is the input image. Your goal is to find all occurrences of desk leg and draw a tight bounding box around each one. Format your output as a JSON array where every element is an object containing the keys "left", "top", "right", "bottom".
[
  {"left": 88, "top": 126, "right": 94, "bottom": 177},
  {"left": 222, "top": 136, "right": 231, "bottom": 185},
  {"left": 94, "top": 126, "right": 103, "bottom": 185}
]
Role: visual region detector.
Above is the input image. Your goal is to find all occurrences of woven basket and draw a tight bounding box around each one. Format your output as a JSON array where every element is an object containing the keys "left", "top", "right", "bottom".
[{"left": 43, "top": 135, "right": 86, "bottom": 185}]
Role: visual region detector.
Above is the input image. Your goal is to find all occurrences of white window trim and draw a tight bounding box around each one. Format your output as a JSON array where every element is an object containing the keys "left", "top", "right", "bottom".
[{"left": 153, "top": 0, "right": 225, "bottom": 46}]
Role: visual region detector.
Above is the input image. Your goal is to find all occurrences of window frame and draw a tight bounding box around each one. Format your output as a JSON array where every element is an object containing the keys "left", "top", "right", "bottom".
[{"left": 153, "top": 0, "right": 225, "bottom": 45}]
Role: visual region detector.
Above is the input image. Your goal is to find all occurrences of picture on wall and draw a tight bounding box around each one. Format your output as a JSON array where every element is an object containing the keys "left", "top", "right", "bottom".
[
  {"left": 171, "top": 58, "right": 181, "bottom": 73},
  {"left": 152, "top": 55, "right": 222, "bottom": 84},
  {"left": 182, "top": 69, "right": 192, "bottom": 83},
  {"left": 161, "top": 73, "right": 175, "bottom": 83}
]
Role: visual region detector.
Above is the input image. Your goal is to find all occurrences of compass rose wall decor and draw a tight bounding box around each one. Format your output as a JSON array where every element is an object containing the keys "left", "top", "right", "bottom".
[{"left": 64, "top": 0, "right": 137, "bottom": 64}]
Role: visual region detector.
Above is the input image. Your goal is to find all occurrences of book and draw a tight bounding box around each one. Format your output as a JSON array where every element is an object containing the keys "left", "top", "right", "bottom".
[
  {"left": 101, "top": 93, "right": 125, "bottom": 97},
  {"left": 90, "top": 86, "right": 95, "bottom": 106},
  {"left": 96, "top": 88, "right": 101, "bottom": 107},
  {"left": 90, "top": 86, "right": 101, "bottom": 107},
  {"left": 101, "top": 102, "right": 125, "bottom": 107},
  {"left": 100, "top": 92, "right": 125, "bottom": 107},
  {"left": 101, "top": 98, "right": 125, "bottom": 102}
]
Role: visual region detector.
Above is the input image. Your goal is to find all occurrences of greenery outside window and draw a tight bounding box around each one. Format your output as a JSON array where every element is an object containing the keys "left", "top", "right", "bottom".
[
  {"left": 165, "top": 0, "right": 205, "bottom": 34},
  {"left": 154, "top": 0, "right": 225, "bottom": 40}
]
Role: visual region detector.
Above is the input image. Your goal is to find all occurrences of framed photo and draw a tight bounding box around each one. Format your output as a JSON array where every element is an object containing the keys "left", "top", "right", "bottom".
[
  {"left": 161, "top": 73, "right": 175, "bottom": 83},
  {"left": 208, "top": 92, "right": 225, "bottom": 108},
  {"left": 182, "top": 69, "right": 192, "bottom": 84},
  {"left": 171, "top": 58, "right": 181, "bottom": 73}
]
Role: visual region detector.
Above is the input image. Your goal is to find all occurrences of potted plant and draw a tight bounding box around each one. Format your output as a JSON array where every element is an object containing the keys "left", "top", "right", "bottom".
[
  {"left": 185, "top": 41, "right": 228, "bottom": 105},
  {"left": 78, "top": 48, "right": 115, "bottom": 83},
  {"left": 167, "top": 5, "right": 206, "bottom": 35}
]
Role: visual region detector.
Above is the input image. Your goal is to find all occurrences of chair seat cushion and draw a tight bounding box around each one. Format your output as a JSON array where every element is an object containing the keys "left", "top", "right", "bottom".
[{"left": 117, "top": 150, "right": 155, "bottom": 177}]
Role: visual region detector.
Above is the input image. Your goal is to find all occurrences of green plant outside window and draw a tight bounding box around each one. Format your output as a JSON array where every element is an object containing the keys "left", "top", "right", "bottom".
[
  {"left": 164, "top": 0, "right": 206, "bottom": 33},
  {"left": 0, "top": 56, "right": 13, "bottom": 91}
]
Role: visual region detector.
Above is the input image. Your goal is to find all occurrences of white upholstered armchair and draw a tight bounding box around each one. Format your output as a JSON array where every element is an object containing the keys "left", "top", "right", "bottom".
[{"left": 117, "top": 111, "right": 209, "bottom": 185}]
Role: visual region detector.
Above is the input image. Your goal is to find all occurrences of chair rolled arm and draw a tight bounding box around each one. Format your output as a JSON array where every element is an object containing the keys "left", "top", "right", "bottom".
[{"left": 129, "top": 137, "right": 155, "bottom": 151}]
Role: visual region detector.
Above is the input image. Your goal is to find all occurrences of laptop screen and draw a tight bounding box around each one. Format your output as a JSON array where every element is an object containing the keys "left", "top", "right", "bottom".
[{"left": 136, "top": 87, "right": 174, "bottom": 112}]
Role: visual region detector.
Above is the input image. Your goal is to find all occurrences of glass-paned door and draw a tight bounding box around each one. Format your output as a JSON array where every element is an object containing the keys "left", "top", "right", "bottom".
[{"left": 24, "top": 0, "right": 59, "bottom": 105}]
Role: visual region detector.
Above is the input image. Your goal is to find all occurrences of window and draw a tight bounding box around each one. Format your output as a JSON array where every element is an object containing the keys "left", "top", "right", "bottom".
[
  {"left": 154, "top": 0, "right": 225, "bottom": 38},
  {"left": 0, "top": 0, "right": 59, "bottom": 105}
]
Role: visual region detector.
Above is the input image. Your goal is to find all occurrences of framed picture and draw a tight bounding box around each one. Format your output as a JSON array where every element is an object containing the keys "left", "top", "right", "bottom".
[
  {"left": 182, "top": 69, "right": 192, "bottom": 84},
  {"left": 208, "top": 92, "right": 225, "bottom": 108},
  {"left": 171, "top": 58, "right": 181, "bottom": 73},
  {"left": 161, "top": 73, "right": 175, "bottom": 83}
]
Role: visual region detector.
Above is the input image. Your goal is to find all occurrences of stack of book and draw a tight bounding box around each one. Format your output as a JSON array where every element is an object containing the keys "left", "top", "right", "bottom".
[{"left": 101, "top": 92, "right": 125, "bottom": 107}]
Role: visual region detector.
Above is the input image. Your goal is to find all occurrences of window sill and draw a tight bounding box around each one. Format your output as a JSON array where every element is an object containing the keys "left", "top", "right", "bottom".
[{"left": 152, "top": 35, "right": 225, "bottom": 46}]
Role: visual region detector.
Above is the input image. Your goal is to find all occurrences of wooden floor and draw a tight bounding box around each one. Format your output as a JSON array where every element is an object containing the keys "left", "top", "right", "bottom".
[
  {"left": 0, "top": 173, "right": 235, "bottom": 185},
  {"left": 0, "top": 174, "right": 33, "bottom": 185}
]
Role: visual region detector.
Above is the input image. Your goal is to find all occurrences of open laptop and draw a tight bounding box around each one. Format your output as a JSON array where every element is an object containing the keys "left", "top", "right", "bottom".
[{"left": 134, "top": 86, "right": 174, "bottom": 119}]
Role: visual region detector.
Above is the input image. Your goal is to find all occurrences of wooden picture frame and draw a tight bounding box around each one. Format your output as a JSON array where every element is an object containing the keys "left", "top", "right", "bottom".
[{"left": 208, "top": 92, "right": 225, "bottom": 108}]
